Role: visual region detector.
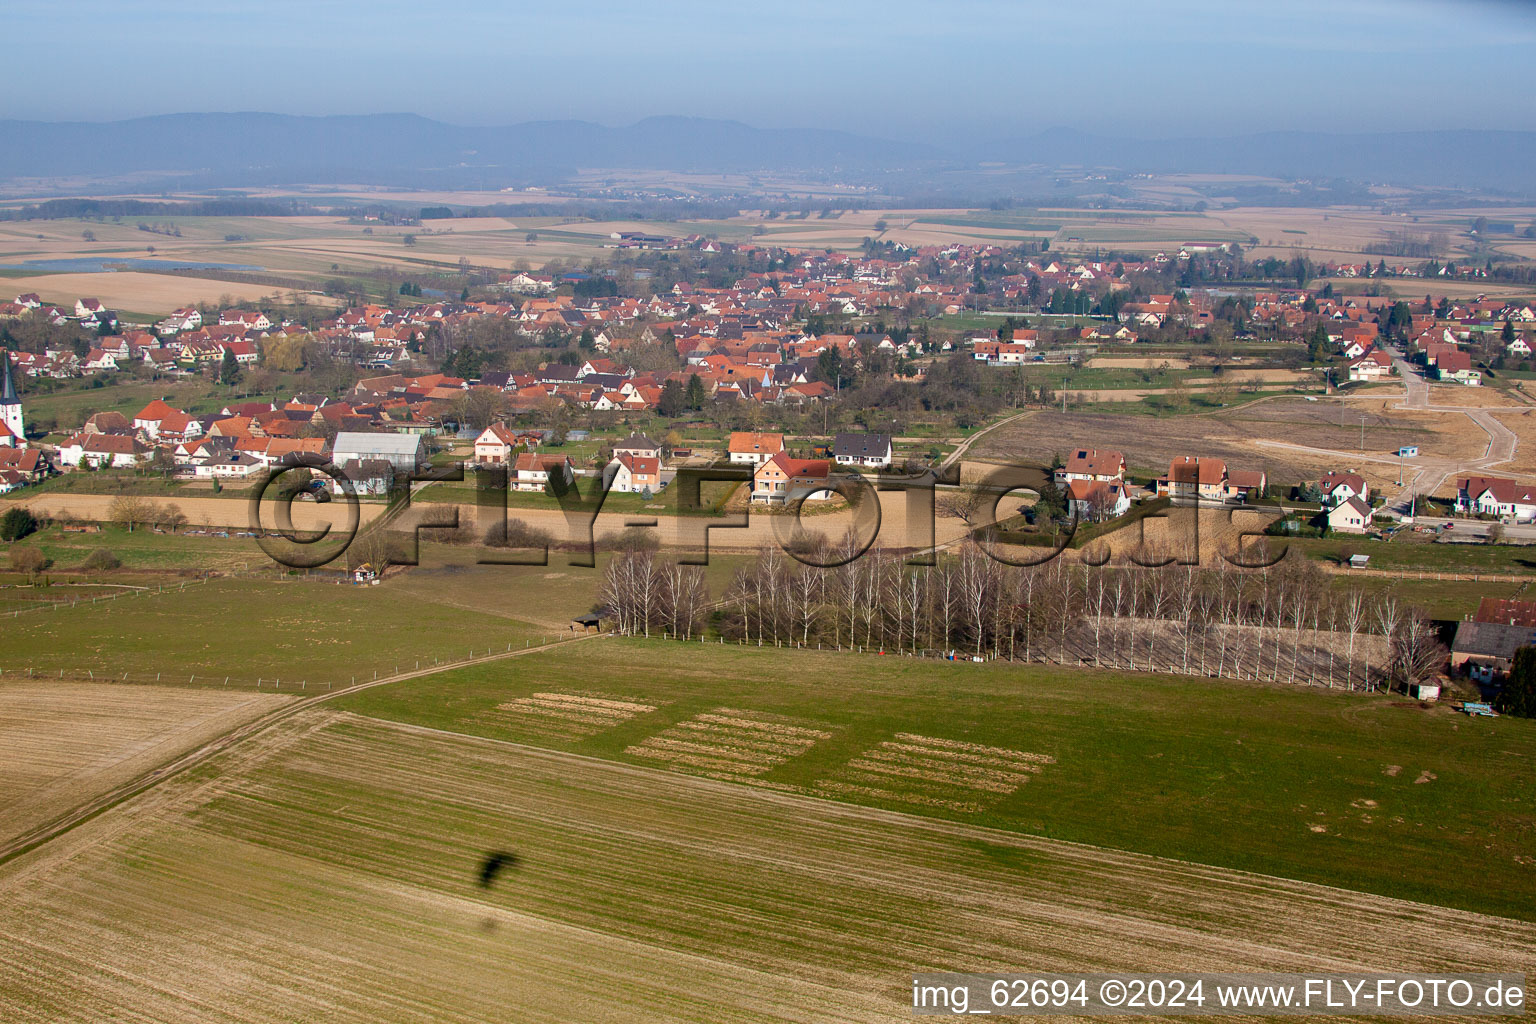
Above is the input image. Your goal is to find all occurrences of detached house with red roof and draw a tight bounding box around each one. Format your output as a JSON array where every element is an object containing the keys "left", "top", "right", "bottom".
[
  {"left": 1159, "top": 456, "right": 1228, "bottom": 503},
  {"left": 1434, "top": 349, "right": 1481, "bottom": 385},
  {"left": 1456, "top": 475, "right": 1536, "bottom": 519},
  {"left": 132, "top": 399, "right": 204, "bottom": 442},
  {"left": 473, "top": 422, "right": 523, "bottom": 466},
  {"left": 605, "top": 453, "right": 661, "bottom": 494},
  {"left": 751, "top": 451, "right": 832, "bottom": 504},
  {"left": 58, "top": 431, "right": 150, "bottom": 469},
  {"left": 727, "top": 431, "right": 784, "bottom": 466},
  {"left": 1055, "top": 448, "right": 1126, "bottom": 487}
]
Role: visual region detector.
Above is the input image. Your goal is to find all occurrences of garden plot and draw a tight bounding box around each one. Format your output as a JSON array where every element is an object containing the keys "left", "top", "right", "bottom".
[
  {"left": 625, "top": 708, "right": 831, "bottom": 780},
  {"left": 817, "top": 733, "right": 1054, "bottom": 813},
  {"left": 484, "top": 691, "right": 659, "bottom": 742}
]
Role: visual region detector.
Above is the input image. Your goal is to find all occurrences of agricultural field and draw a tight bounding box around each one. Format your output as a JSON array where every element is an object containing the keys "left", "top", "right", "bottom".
[
  {"left": 7, "top": 195, "right": 1536, "bottom": 317},
  {"left": 967, "top": 395, "right": 1485, "bottom": 491},
  {"left": 335, "top": 640, "right": 1536, "bottom": 921},
  {"left": 0, "top": 680, "right": 291, "bottom": 849},
  {"left": 0, "top": 702, "right": 1530, "bottom": 1022},
  {"left": 0, "top": 574, "right": 552, "bottom": 685}
]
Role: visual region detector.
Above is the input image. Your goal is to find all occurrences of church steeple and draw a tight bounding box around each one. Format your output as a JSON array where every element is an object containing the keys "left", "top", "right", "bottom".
[
  {"left": 0, "top": 349, "right": 23, "bottom": 443},
  {"left": 0, "top": 348, "right": 17, "bottom": 406}
]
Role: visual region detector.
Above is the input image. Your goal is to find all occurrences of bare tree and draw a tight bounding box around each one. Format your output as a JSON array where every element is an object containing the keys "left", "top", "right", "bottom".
[
  {"left": 108, "top": 495, "right": 152, "bottom": 532},
  {"left": 1389, "top": 610, "right": 1445, "bottom": 695}
]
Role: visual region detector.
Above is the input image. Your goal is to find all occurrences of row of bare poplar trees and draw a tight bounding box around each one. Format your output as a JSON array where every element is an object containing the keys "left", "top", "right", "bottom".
[{"left": 600, "top": 543, "right": 1445, "bottom": 692}]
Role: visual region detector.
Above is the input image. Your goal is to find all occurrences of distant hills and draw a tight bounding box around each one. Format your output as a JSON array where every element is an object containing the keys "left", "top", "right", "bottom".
[
  {"left": 1, "top": 112, "right": 1534, "bottom": 195},
  {"left": 0, "top": 113, "right": 942, "bottom": 191},
  {"left": 989, "top": 127, "right": 1536, "bottom": 194}
]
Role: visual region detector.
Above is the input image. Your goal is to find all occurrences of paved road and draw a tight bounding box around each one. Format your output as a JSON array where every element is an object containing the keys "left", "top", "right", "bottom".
[{"left": 1381, "top": 347, "right": 1519, "bottom": 516}]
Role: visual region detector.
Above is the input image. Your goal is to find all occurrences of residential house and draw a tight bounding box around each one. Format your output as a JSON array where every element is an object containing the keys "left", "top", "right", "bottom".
[
  {"left": 332, "top": 458, "right": 396, "bottom": 496},
  {"left": 1456, "top": 475, "right": 1536, "bottom": 519},
  {"left": 832, "top": 432, "right": 893, "bottom": 469},
  {"left": 131, "top": 399, "right": 203, "bottom": 442},
  {"left": 728, "top": 431, "right": 785, "bottom": 466},
  {"left": 1160, "top": 456, "right": 1227, "bottom": 503},
  {"left": 473, "top": 422, "right": 523, "bottom": 466},
  {"left": 0, "top": 446, "right": 46, "bottom": 483},
  {"left": 1066, "top": 478, "right": 1131, "bottom": 521},
  {"left": 513, "top": 452, "right": 574, "bottom": 493},
  {"left": 1056, "top": 448, "right": 1126, "bottom": 486},
  {"left": 613, "top": 432, "right": 663, "bottom": 462},
  {"left": 1324, "top": 497, "right": 1374, "bottom": 534},
  {"left": 1347, "top": 349, "right": 1394, "bottom": 382},
  {"left": 58, "top": 431, "right": 149, "bottom": 469},
  {"left": 1319, "top": 471, "right": 1369, "bottom": 507},
  {"left": 1435, "top": 349, "right": 1481, "bottom": 385},
  {"left": 605, "top": 453, "right": 661, "bottom": 494},
  {"left": 750, "top": 451, "right": 832, "bottom": 504}
]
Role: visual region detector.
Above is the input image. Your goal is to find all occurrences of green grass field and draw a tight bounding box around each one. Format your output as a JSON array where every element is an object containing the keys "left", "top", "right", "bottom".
[
  {"left": 1327, "top": 574, "right": 1530, "bottom": 619},
  {"left": 0, "top": 573, "right": 551, "bottom": 684},
  {"left": 332, "top": 639, "right": 1536, "bottom": 921},
  {"left": 1292, "top": 534, "right": 1536, "bottom": 574},
  {"left": 13, "top": 523, "right": 262, "bottom": 570}
]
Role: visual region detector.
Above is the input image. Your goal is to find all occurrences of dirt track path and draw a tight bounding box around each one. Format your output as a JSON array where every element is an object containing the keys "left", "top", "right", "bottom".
[{"left": 0, "top": 632, "right": 606, "bottom": 869}]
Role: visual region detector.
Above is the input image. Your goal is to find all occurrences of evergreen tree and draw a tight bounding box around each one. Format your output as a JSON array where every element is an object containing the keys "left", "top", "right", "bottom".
[
  {"left": 657, "top": 379, "right": 685, "bottom": 418},
  {"left": 219, "top": 348, "right": 241, "bottom": 386},
  {"left": 684, "top": 373, "right": 706, "bottom": 411},
  {"left": 1306, "top": 321, "right": 1329, "bottom": 363},
  {"left": 1496, "top": 648, "right": 1536, "bottom": 718}
]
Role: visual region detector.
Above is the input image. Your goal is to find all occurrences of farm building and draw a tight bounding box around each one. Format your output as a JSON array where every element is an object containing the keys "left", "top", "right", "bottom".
[{"left": 331, "top": 431, "right": 426, "bottom": 473}]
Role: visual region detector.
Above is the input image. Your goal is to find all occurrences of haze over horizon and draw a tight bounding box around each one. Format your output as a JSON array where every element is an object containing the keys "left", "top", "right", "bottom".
[{"left": 7, "top": 0, "right": 1536, "bottom": 147}]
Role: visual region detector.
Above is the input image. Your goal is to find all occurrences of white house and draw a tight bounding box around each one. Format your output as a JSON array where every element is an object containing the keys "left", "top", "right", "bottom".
[
  {"left": 513, "top": 452, "right": 574, "bottom": 492},
  {"left": 473, "top": 423, "right": 521, "bottom": 466},
  {"left": 605, "top": 453, "right": 661, "bottom": 494},
  {"left": 1318, "top": 471, "right": 1369, "bottom": 507},
  {"left": 1066, "top": 478, "right": 1131, "bottom": 521},
  {"left": 727, "top": 431, "right": 784, "bottom": 466},
  {"left": 613, "top": 433, "right": 662, "bottom": 462},
  {"left": 832, "top": 433, "right": 892, "bottom": 469},
  {"left": 58, "top": 432, "right": 148, "bottom": 469},
  {"left": 1057, "top": 448, "right": 1126, "bottom": 486},
  {"left": 1456, "top": 475, "right": 1536, "bottom": 519},
  {"left": 1325, "top": 497, "right": 1374, "bottom": 534}
]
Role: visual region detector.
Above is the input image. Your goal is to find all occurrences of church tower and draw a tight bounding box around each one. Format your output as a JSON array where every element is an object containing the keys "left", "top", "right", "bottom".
[{"left": 0, "top": 350, "right": 22, "bottom": 444}]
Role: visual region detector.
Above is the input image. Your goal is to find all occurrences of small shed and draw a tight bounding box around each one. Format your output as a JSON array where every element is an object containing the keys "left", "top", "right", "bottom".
[
  {"left": 1397, "top": 445, "right": 1420, "bottom": 458},
  {"left": 1348, "top": 554, "right": 1370, "bottom": 569},
  {"left": 571, "top": 613, "right": 602, "bottom": 634},
  {"left": 1409, "top": 682, "right": 1440, "bottom": 701}
]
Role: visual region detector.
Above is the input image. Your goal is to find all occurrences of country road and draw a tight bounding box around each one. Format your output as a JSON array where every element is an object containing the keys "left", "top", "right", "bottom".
[
  {"left": 0, "top": 632, "right": 606, "bottom": 868},
  {"left": 1385, "top": 347, "right": 1520, "bottom": 515},
  {"left": 940, "top": 408, "right": 1035, "bottom": 471}
]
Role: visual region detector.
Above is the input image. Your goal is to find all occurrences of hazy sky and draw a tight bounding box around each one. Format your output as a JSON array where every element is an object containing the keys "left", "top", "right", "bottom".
[{"left": 6, "top": 0, "right": 1535, "bottom": 141}]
